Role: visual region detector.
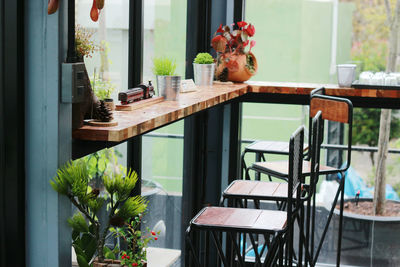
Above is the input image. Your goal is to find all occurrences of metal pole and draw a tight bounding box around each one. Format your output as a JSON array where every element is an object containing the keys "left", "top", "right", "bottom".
[{"left": 66, "top": 0, "right": 76, "bottom": 63}]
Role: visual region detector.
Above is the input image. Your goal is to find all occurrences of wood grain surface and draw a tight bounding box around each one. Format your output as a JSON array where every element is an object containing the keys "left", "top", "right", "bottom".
[{"left": 73, "top": 82, "right": 400, "bottom": 142}]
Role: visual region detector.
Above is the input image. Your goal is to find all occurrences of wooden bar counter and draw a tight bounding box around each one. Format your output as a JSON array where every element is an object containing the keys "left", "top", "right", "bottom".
[{"left": 73, "top": 81, "right": 400, "bottom": 142}]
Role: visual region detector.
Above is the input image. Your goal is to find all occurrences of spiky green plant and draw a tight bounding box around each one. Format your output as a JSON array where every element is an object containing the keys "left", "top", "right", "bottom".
[
  {"left": 50, "top": 158, "right": 147, "bottom": 264},
  {"left": 152, "top": 57, "right": 177, "bottom": 76}
]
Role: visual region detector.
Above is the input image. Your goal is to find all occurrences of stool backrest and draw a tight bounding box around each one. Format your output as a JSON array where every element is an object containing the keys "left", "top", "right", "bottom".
[
  {"left": 287, "top": 126, "right": 304, "bottom": 223},
  {"left": 309, "top": 88, "right": 353, "bottom": 173},
  {"left": 310, "top": 111, "right": 322, "bottom": 191}
]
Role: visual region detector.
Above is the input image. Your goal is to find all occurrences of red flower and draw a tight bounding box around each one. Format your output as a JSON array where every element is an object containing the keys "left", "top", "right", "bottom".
[
  {"left": 154, "top": 237, "right": 158, "bottom": 241},
  {"left": 211, "top": 35, "right": 228, "bottom": 53},
  {"left": 122, "top": 255, "right": 126, "bottom": 259},
  {"left": 249, "top": 40, "right": 256, "bottom": 52},
  {"left": 132, "top": 263, "right": 138, "bottom": 267},
  {"left": 237, "top": 21, "right": 247, "bottom": 28},
  {"left": 245, "top": 24, "right": 255, "bottom": 37},
  {"left": 216, "top": 24, "right": 224, "bottom": 33},
  {"left": 151, "top": 231, "right": 156, "bottom": 236},
  {"left": 126, "top": 256, "right": 130, "bottom": 259}
]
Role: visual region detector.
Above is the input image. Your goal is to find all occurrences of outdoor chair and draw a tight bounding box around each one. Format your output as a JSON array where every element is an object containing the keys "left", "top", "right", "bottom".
[
  {"left": 243, "top": 92, "right": 353, "bottom": 266},
  {"left": 185, "top": 126, "right": 305, "bottom": 267}
]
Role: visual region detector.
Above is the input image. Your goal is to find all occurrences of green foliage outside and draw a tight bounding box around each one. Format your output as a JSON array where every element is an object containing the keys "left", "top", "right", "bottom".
[
  {"left": 152, "top": 57, "right": 177, "bottom": 76},
  {"left": 50, "top": 151, "right": 147, "bottom": 265},
  {"left": 350, "top": 0, "right": 400, "bottom": 155},
  {"left": 193, "top": 52, "right": 214, "bottom": 64},
  {"left": 352, "top": 108, "right": 400, "bottom": 165},
  {"left": 351, "top": 0, "right": 389, "bottom": 72}
]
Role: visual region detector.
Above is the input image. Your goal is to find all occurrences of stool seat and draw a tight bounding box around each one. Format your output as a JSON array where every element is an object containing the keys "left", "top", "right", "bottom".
[
  {"left": 193, "top": 206, "right": 287, "bottom": 232},
  {"left": 224, "top": 180, "right": 292, "bottom": 201},
  {"left": 245, "top": 140, "right": 308, "bottom": 155},
  {"left": 252, "top": 160, "right": 337, "bottom": 178}
]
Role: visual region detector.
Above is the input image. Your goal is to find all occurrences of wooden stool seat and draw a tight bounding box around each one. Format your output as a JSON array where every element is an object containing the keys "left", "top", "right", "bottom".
[
  {"left": 252, "top": 160, "right": 337, "bottom": 178},
  {"left": 224, "top": 180, "right": 292, "bottom": 200},
  {"left": 245, "top": 140, "right": 308, "bottom": 155},
  {"left": 193, "top": 206, "right": 287, "bottom": 232}
]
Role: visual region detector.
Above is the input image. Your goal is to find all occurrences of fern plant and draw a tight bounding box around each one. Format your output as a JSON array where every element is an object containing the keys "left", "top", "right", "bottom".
[{"left": 50, "top": 158, "right": 147, "bottom": 265}]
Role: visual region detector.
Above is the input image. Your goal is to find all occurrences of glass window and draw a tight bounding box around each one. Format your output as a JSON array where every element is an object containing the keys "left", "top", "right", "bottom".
[{"left": 141, "top": 0, "right": 187, "bottom": 265}]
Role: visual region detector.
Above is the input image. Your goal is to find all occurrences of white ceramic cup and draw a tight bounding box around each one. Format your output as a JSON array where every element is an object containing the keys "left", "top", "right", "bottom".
[{"left": 337, "top": 64, "right": 357, "bottom": 87}]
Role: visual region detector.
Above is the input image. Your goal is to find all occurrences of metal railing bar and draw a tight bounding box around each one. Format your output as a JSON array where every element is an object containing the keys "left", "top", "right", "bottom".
[{"left": 143, "top": 133, "right": 400, "bottom": 154}]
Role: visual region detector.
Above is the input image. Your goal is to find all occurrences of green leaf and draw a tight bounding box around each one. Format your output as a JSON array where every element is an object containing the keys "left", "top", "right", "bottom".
[
  {"left": 68, "top": 212, "right": 89, "bottom": 233},
  {"left": 115, "top": 196, "right": 147, "bottom": 222},
  {"left": 76, "top": 254, "right": 90, "bottom": 267},
  {"left": 104, "top": 246, "right": 116, "bottom": 260}
]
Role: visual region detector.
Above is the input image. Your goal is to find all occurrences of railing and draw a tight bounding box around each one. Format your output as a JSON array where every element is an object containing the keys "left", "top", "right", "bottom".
[{"left": 144, "top": 132, "right": 400, "bottom": 154}]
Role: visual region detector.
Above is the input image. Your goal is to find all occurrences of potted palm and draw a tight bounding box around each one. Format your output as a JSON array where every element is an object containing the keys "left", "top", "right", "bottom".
[
  {"left": 50, "top": 159, "right": 149, "bottom": 267},
  {"left": 152, "top": 57, "right": 181, "bottom": 101},
  {"left": 193, "top": 52, "right": 215, "bottom": 86}
]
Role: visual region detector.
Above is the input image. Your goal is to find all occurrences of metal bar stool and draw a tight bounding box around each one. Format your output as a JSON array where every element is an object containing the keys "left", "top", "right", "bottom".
[
  {"left": 241, "top": 93, "right": 353, "bottom": 267},
  {"left": 185, "top": 126, "right": 305, "bottom": 267},
  {"left": 239, "top": 88, "right": 325, "bottom": 181},
  {"left": 220, "top": 111, "right": 323, "bottom": 267}
]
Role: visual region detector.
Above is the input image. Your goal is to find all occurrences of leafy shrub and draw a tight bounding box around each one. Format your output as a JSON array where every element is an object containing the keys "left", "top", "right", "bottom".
[{"left": 193, "top": 52, "right": 214, "bottom": 64}]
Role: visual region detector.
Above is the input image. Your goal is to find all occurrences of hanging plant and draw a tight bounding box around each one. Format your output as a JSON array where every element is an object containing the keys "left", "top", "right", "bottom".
[{"left": 48, "top": 0, "right": 105, "bottom": 22}]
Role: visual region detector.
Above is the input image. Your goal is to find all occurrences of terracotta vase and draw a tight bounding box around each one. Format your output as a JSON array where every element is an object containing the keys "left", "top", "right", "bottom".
[{"left": 215, "top": 51, "right": 258, "bottom": 83}]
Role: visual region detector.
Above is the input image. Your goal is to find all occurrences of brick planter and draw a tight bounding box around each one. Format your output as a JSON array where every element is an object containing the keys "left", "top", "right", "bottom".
[{"left": 93, "top": 259, "right": 147, "bottom": 267}]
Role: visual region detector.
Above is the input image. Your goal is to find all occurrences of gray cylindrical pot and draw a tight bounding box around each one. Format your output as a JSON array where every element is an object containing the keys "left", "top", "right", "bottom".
[
  {"left": 156, "top": 75, "right": 181, "bottom": 101},
  {"left": 193, "top": 63, "right": 215, "bottom": 86}
]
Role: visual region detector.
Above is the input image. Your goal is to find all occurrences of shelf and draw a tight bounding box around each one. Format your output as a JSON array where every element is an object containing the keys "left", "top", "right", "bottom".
[
  {"left": 73, "top": 82, "right": 400, "bottom": 143},
  {"left": 72, "top": 83, "right": 249, "bottom": 142}
]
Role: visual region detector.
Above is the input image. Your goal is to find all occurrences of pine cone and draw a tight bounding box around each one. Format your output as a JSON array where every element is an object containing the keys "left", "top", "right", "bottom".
[
  {"left": 217, "top": 67, "right": 229, "bottom": 82},
  {"left": 94, "top": 100, "right": 113, "bottom": 122}
]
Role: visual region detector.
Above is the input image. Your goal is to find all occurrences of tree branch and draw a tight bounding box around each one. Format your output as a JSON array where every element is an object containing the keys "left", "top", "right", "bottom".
[{"left": 385, "top": 0, "right": 393, "bottom": 24}]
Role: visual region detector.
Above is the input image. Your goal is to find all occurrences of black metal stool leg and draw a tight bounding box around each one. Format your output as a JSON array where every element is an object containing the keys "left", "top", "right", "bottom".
[
  {"left": 185, "top": 226, "right": 201, "bottom": 267},
  {"left": 336, "top": 173, "right": 345, "bottom": 267}
]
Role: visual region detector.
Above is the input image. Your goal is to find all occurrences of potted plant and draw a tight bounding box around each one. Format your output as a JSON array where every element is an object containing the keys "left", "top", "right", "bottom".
[
  {"left": 71, "top": 25, "right": 103, "bottom": 129},
  {"left": 50, "top": 159, "right": 148, "bottom": 266},
  {"left": 193, "top": 52, "right": 215, "bottom": 86},
  {"left": 212, "top": 21, "right": 258, "bottom": 83},
  {"left": 91, "top": 71, "right": 116, "bottom": 110},
  {"left": 152, "top": 57, "right": 181, "bottom": 101},
  {"left": 109, "top": 215, "right": 159, "bottom": 267}
]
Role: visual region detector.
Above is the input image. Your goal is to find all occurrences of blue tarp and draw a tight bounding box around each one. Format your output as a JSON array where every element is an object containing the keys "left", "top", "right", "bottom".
[{"left": 339, "top": 165, "right": 399, "bottom": 201}]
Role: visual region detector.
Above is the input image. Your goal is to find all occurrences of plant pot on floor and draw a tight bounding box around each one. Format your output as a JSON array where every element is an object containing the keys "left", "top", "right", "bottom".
[
  {"left": 193, "top": 63, "right": 215, "bottom": 86},
  {"left": 320, "top": 198, "right": 400, "bottom": 266},
  {"left": 156, "top": 75, "right": 181, "bottom": 101}
]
